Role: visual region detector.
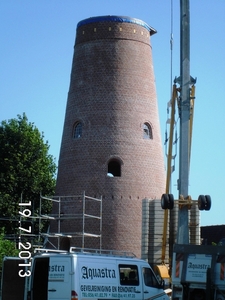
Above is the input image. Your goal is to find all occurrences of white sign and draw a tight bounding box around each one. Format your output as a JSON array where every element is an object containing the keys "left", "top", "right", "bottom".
[{"left": 186, "top": 254, "right": 211, "bottom": 283}]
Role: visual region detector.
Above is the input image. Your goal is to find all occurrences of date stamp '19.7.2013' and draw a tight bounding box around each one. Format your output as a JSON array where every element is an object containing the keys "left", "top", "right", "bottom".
[{"left": 18, "top": 201, "right": 32, "bottom": 277}]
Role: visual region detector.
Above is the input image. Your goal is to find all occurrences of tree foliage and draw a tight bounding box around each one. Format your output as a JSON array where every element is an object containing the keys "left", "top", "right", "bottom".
[
  {"left": 0, "top": 230, "right": 19, "bottom": 274},
  {"left": 0, "top": 113, "right": 57, "bottom": 239}
]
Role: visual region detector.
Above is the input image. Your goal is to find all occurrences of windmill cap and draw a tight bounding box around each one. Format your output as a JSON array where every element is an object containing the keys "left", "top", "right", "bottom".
[{"left": 77, "top": 15, "right": 157, "bottom": 35}]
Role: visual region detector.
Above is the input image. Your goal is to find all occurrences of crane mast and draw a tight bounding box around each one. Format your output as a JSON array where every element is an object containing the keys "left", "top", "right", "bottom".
[
  {"left": 176, "top": 0, "right": 199, "bottom": 244},
  {"left": 160, "top": 0, "right": 195, "bottom": 265},
  {"left": 176, "top": 0, "right": 191, "bottom": 244}
]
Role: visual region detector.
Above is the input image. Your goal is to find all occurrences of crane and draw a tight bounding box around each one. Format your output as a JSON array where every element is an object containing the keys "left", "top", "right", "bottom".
[
  {"left": 161, "top": 0, "right": 197, "bottom": 246},
  {"left": 155, "top": 0, "right": 212, "bottom": 283},
  {"left": 155, "top": 79, "right": 196, "bottom": 274}
]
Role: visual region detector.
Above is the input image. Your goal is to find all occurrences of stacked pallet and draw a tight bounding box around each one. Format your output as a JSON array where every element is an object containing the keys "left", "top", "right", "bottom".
[{"left": 141, "top": 198, "right": 169, "bottom": 266}]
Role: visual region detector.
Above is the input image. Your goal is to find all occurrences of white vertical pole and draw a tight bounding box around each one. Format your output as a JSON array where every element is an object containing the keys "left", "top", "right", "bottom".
[{"left": 177, "top": 0, "right": 190, "bottom": 244}]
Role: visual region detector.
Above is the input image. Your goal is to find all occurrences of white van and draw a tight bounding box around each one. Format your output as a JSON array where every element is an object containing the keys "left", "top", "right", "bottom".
[{"left": 27, "top": 247, "right": 169, "bottom": 300}]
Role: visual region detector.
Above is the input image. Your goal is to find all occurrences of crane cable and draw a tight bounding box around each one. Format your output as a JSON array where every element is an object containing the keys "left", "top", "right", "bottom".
[
  {"left": 165, "top": 0, "right": 178, "bottom": 178},
  {"left": 170, "top": 0, "right": 174, "bottom": 95},
  {"left": 161, "top": 0, "right": 177, "bottom": 268}
]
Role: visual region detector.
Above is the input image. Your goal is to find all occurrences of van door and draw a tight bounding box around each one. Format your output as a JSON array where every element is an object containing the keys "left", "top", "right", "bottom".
[
  {"left": 79, "top": 259, "right": 118, "bottom": 300},
  {"left": 141, "top": 265, "right": 169, "bottom": 300},
  {"left": 1, "top": 257, "right": 27, "bottom": 300},
  {"left": 31, "top": 257, "right": 49, "bottom": 300},
  {"left": 48, "top": 256, "right": 72, "bottom": 300}
]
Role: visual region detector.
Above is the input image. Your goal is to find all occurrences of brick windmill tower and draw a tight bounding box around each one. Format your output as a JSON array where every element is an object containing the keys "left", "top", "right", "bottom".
[{"left": 54, "top": 16, "right": 165, "bottom": 257}]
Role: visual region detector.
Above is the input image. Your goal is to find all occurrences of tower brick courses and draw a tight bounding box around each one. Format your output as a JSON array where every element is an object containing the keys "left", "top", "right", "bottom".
[{"left": 54, "top": 16, "right": 165, "bottom": 257}]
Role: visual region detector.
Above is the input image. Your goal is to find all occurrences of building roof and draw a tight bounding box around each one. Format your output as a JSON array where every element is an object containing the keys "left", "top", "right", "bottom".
[
  {"left": 201, "top": 225, "right": 225, "bottom": 245},
  {"left": 77, "top": 15, "right": 157, "bottom": 35}
]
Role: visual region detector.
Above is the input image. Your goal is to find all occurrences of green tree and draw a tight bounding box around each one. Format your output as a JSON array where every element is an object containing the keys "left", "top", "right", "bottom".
[
  {"left": 0, "top": 113, "right": 57, "bottom": 242},
  {"left": 0, "top": 230, "right": 19, "bottom": 274}
]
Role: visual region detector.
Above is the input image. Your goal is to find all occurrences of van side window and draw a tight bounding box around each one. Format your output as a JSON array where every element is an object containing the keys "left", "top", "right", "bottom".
[
  {"left": 119, "top": 264, "right": 139, "bottom": 286},
  {"left": 142, "top": 267, "right": 159, "bottom": 288}
]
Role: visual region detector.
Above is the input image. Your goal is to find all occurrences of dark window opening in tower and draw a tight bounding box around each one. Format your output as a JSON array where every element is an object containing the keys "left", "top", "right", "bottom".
[
  {"left": 74, "top": 122, "right": 82, "bottom": 139},
  {"left": 108, "top": 159, "right": 121, "bottom": 177},
  {"left": 143, "top": 123, "right": 153, "bottom": 139}
]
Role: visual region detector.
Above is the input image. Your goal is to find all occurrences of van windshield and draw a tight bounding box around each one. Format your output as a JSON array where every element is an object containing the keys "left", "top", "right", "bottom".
[
  {"left": 142, "top": 267, "right": 159, "bottom": 288},
  {"left": 119, "top": 264, "right": 139, "bottom": 286}
]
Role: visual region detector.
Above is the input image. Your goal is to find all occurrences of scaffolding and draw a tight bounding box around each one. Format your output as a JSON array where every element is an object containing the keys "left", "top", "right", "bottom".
[
  {"left": 39, "top": 192, "right": 103, "bottom": 249},
  {"left": 1, "top": 193, "right": 102, "bottom": 250}
]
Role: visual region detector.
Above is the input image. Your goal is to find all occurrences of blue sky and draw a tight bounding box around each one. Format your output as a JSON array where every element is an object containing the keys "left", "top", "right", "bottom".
[{"left": 1, "top": 1, "right": 225, "bottom": 227}]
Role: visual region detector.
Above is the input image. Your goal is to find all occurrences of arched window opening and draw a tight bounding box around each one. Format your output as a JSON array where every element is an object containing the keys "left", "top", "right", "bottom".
[
  {"left": 143, "top": 122, "right": 153, "bottom": 139},
  {"left": 74, "top": 122, "right": 82, "bottom": 139},
  {"left": 107, "top": 159, "right": 121, "bottom": 177}
]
